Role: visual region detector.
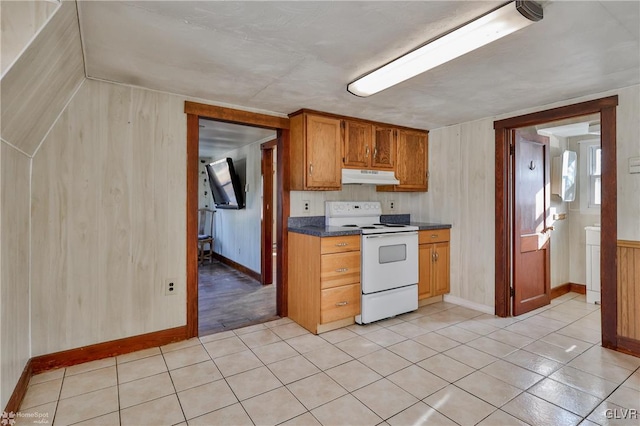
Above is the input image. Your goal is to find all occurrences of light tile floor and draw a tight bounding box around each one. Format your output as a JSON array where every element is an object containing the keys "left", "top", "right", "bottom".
[{"left": 16, "top": 293, "right": 640, "bottom": 426}]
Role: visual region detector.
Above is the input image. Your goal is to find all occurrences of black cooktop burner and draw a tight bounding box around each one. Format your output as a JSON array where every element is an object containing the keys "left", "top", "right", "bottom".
[
  {"left": 373, "top": 223, "right": 406, "bottom": 227},
  {"left": 342, "top": 224, "right": 358, "bottom": 228},
  {"left": 360, "top": 226, "right": 377, "bottom": 229}
]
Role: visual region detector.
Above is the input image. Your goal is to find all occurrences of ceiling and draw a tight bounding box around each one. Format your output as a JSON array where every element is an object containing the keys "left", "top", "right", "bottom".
[
  {"left": 199, "top": 118, "right": 276, "bottom": 158},
  {"left": 77, "top": 1, "right": 640, "bottom": 130}
]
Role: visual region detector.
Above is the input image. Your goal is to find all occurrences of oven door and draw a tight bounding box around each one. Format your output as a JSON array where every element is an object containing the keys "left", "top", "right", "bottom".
[{"left": 361, "top": 231, "right": 418, "bottom": 294}]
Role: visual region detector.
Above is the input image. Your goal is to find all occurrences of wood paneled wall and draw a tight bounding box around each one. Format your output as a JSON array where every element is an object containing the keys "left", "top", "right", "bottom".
[
  {"left": 0, "top": 0, "right": 84, "bottom": 156},
  {"left": 617, "top": 240, "right": 640, "bottom": 341},
  {"left": 0, "top": 143, "right": 31, "bottom": 408},
  {"left": 0, "top": 0, "right": 59, "bottom": 75},
  {"left": 31, "top": 79, "right": 187, "bottom": 356}
]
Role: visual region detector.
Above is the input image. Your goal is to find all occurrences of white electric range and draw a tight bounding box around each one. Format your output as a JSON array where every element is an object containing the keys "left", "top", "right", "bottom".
[{"left": 325, "top": 201, "right": 419, "bottom": 324}]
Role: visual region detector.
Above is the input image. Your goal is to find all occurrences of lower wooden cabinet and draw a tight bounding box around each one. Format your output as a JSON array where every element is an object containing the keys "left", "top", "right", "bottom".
[
  {"left": 418, "top": 229, "right": 450, "bottom": 300},
  {"left": 320, "top": 283, "right": 361, "bottom": 323},
  {"left": 288, "top": 233, "right": 361, "bottom": 333}
]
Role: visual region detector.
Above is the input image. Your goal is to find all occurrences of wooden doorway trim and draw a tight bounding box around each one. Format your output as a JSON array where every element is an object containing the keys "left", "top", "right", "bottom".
[
  {"left": 494, "top": 95, "right": 619, "bottom": 350},
  {"left": 185, "top": 102, "right": 290, "bottom": 338},
  {"left": 261, "top": 139, "right": 277, "bottom": 285}
]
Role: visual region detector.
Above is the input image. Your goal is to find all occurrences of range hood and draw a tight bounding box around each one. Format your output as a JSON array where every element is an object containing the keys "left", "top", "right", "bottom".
[{"left": 342, "top": 169, "right": 400, "bottom": 185}]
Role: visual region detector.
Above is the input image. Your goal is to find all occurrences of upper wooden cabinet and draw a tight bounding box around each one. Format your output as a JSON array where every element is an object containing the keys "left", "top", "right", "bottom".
[
  {"left": 372, "top": 126, "right": 395, "bottom": 170},
  {"left": 343, "top": 120, "right": 371, "bottom": 169},
  {"left": 343, "top": 121, "right": 395, "bottom": 171},
  {"left": 290, "top": 109, "right": 427, "bottom": 192},
  {"left": 290, "top": 112, "right": 342, "bottom": 190},
  {"left": 378, "top": 129, "right": 428, "bottom": 192}
]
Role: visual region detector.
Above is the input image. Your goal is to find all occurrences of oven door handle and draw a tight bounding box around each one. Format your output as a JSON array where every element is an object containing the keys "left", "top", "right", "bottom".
[{"left": 364, "top": 231, "right": 418, "bottom": 239}]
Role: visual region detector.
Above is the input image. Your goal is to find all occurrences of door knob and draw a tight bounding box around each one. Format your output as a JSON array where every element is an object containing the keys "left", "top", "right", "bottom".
[{"left": 543, "top": 226, "right": 555, "bottom": 233}]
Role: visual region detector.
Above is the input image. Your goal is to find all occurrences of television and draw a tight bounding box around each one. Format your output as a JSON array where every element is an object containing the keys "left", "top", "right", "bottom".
[{"left": 205, "top": 158, "right": 245, "bottom": 209}]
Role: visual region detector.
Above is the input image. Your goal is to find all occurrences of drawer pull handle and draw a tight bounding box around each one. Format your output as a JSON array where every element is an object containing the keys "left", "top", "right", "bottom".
[
  {"left": 336, "top": 268, "right": 349, "bottom": 273},
  {"left": 335, "top": 242, "right": 349, "bottom": 247},
  {"left": 431, "top": 234, "right": 438, "bottom": 238},
  {"left": 335, "top": 301, "right": 349, "bottom": 307}
]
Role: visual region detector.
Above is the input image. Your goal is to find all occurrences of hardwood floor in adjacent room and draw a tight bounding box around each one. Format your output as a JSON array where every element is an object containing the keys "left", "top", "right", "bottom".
[{"left": 198, "top": 260, "right": 278, "bottom": 336}]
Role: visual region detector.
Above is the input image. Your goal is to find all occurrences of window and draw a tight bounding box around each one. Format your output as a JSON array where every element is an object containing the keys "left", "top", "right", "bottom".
[
  {"left": 578, "top": 139, "right": 600, "bottom": 214},
  {"left": 589, "top": 145, "right": 601, "bottom": 207}
]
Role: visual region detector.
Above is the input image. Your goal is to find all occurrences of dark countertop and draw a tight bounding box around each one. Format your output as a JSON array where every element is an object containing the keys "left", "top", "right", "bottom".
[
  {"left": 288, "top": 221, "right": 451, "bottom": 237},
  {"left": 287, "top": 225, "right": 362, "bottom": 237},
  {"left": 410, "top": 222, "right": 452, "bottom": 230}
]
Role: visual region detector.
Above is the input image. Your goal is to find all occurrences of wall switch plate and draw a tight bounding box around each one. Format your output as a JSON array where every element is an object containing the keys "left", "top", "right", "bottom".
[
  {"left": 629, "top": 157, "right": 640, "bottom": 174},
  {"left": 165, "top": 279, "right": 177, "bottom": 296},
  {"left": 303, "top": 200, "right": 311, "bottom": 214}
]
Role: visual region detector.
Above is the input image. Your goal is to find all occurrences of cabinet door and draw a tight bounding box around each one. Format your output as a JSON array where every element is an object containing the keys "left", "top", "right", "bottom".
[
  {"left": 372, "top": 126, "right": 396, "bottom": 170},
  {"left": 321, "top": 251, "right": 361, "bottom": 289},
  {"left": 418, "top": 244, "right": 434, "bottom": 299},
  {"left": 433, "top": 242, "right": 450, "bottom": 295},
  {"left": 396, "top": 130, "right": 428, "bottom": 190},
  {"left": 343, "top": 120, "right": 372, "bottom": 169},
  {"left": 321, "top": 283, "right": 361, "bottom": 324},
  {"left": 306, "top": 114, "right": 342, "bottom": 189}
]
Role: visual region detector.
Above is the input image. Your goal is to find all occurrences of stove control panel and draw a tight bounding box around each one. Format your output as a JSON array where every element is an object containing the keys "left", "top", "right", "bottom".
[{"left": 325, "top": 201, "right": 382, "bottom": 218}]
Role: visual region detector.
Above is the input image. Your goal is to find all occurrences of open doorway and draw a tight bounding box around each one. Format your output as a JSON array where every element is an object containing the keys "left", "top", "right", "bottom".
[
  {"left": 185, "top": 101, "right": 289, "bottom": 337},
  {"left": 196, "top": 118, "right": 278, "bottom": 335},
  {"left": 496, "top": 115, "right": 603, "bottom": 342},
  {"left": 535, "top": 114, "right": 602, "bottom": 302},
  {"left": 494, "top": 96, "right": 620, "bottom": 350}
]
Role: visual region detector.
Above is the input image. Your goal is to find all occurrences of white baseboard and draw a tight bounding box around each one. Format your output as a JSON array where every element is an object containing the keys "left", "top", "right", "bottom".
[{"left": 443, "top": 294, "right": 494, "bottom": 315}]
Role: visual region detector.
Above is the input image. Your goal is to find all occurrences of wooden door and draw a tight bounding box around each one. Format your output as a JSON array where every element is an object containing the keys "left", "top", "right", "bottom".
[
  {"left": 372, "top": 126, "right": 395, "bottom": 170},
  {"left": 418, "top": 244, "right": 433, "bottom": 299},
  {"left": 306, "top": 114, "right": 342, "bottom": 189},
  {"left": 396, "top": 130, "right": 428, "bottom": 190},
  {"left": 513, "top": 130, "right": 551, "bottom": 315},
  {"left": 433, "top": 242, "right": 450, "bottom": 295},
  {"left": 343, "top": 120, "right": 371, "bottom": 169},
  {"left": 261, "top": 141, "right": 275, "bottom": 285}
]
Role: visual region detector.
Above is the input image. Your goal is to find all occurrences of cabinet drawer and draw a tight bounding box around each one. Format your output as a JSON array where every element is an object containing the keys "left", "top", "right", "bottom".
[
  {"left": 320, "top": 284, "right": 361, "bottom": 324},
  {"left": 321, "top": 235, "right": 361, "bottom": 254},
  {"left": 321, "top": 251, "right": 360, "bottom": 289},
  {"left": 419, "top": 229, "right": 450, "bottom": 244}
]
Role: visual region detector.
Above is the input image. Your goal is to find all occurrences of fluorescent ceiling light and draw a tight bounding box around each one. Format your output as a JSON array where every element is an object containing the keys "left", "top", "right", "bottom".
[{"left": 348, "top": 1, "right": 543, "bottom": 97}]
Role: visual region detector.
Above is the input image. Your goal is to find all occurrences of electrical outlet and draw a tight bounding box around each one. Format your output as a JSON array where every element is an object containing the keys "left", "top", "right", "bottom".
[
  {"left": 165, "top": 279, "right": 177, "bottom": 296},
  {"left": 303, "top": 200, "right": 311, "bottom": 215},
  {"left": 388, "top": 200, "right": 395, "bottom": 210}
]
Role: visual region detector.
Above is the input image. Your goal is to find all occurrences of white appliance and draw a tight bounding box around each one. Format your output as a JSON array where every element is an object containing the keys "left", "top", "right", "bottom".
[
  {"left": 325, "top": 201, "right": 419, "bottom": 324},
  {"left": 341, "top": 169, "right": 400, "bottom": 185},
  {"left": 585, "top": 226, "right": 601, "bottom": 304}
]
